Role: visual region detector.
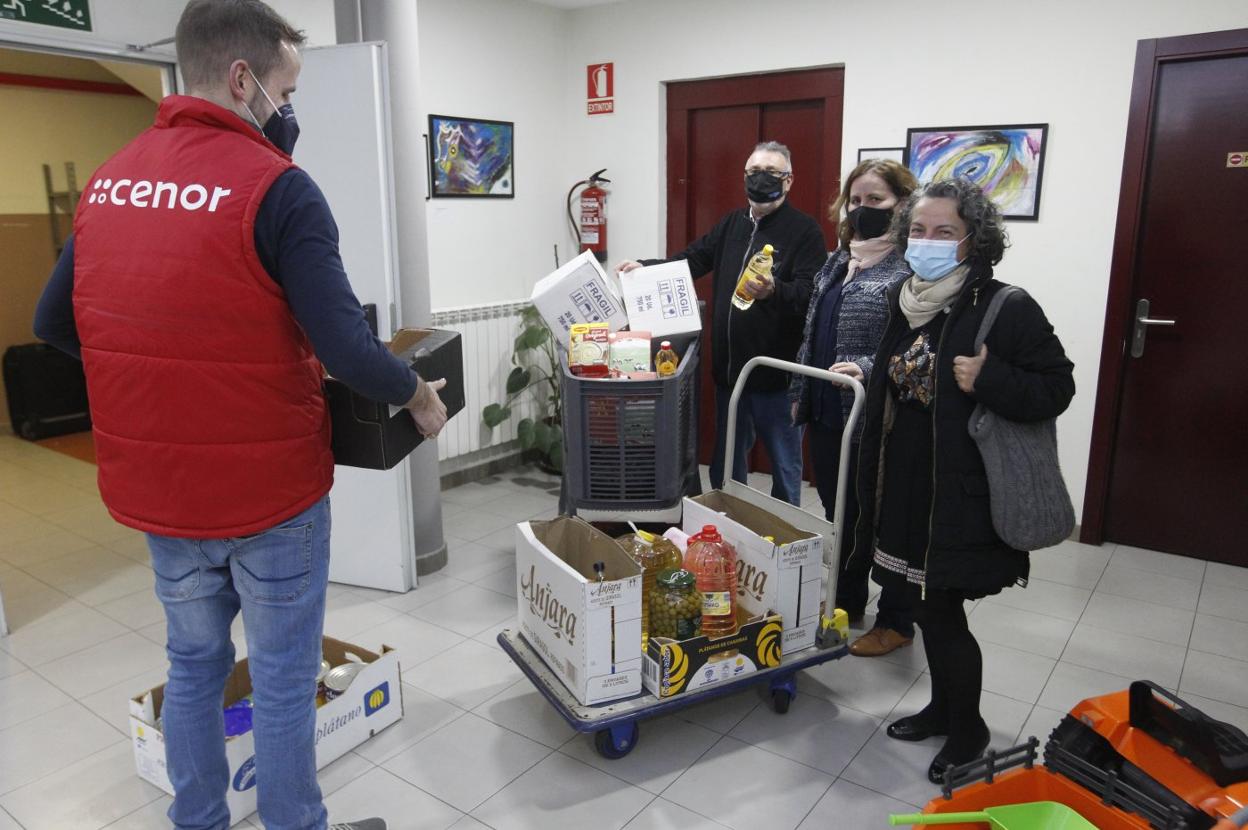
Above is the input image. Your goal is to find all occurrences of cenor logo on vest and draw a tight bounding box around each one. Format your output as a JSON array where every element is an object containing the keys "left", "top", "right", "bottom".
[{"left": 86, "top": 177, "right": 233, "bottom": 213}]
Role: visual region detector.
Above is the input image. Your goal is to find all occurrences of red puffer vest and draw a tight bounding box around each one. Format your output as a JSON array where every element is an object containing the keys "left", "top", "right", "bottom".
[{"left": 73, "top": 95, "right": 333, "bottom": 538}]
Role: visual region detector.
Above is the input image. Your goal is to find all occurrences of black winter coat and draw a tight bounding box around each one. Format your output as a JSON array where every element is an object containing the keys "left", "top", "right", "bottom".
[
  {"left": 643, "top": 200, "right": 827, "bottom": 392},
  {"left": 849, "top": 260, "right": 1076, "bottom": 596}
]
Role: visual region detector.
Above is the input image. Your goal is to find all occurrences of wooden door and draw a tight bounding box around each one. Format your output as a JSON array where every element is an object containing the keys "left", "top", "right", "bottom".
[
  {"left": 1084, "top": 30, "right": 1248, "bottom": 566},
  {"left": 667, "top": 68, "right": 843, "bottom": 475}
]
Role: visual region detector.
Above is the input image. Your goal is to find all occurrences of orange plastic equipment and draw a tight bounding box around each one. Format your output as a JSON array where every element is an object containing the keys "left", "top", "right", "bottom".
[{"left": 1069, "top": 685, "right": 1248, "bottom": 827}]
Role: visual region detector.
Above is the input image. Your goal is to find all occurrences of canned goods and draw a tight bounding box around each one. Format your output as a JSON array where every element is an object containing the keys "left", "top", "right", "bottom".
[
  {"left": 323, "top": 662, "right": 365, "bottom": 701},
  {"left": 316, "top": 660, "right": 331, "bottom": 693}
]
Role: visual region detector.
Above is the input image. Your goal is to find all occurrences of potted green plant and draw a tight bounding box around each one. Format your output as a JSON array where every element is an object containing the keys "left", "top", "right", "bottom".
[{"left": 482, "top": 305, "right": 563, "bottom": 472}]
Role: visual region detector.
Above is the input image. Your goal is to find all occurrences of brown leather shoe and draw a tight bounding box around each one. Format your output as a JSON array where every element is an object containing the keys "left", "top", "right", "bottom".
[{"left": 849, "top": 627, "right": 913, "bottom": 657}]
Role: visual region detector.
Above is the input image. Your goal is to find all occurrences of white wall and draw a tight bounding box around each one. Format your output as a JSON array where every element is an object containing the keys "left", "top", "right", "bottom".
[
  {"left": 0, "top": 0, "right": 337, "bottom": 61},
  {"left": 556, "top": 0, "right": 1248, "bottom": 517},
  {"left": 416, "top": 0, "right": 572, "bottom": 310}
]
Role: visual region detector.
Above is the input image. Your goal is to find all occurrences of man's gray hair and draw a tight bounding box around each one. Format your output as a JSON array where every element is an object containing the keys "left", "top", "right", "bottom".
[{"left": 751, "top": 141, "right": 792, "bottom": 171}]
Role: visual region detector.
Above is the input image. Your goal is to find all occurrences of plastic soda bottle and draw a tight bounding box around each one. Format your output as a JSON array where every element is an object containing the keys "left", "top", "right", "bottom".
[
  {"left": 684, "top": 525, "right": 739, "bottom": 637},
  {"left": 656, "top": 341, "right": 679, "bottom": 377},
  {"left": 732, "top": 244, "right": 775, "bottom": 311}
]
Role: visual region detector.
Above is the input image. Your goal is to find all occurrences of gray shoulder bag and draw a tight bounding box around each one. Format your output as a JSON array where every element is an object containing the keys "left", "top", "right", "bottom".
[{"left": 968, "top": 286, "right": 1075, "bottom": 551}]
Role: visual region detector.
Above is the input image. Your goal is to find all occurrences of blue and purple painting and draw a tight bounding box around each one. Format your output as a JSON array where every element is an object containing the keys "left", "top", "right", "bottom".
[
  {"left": 906, "top": 125, "right": 1047, "bottom": 219},
  {"left": 429, "top": 115, "right": 514, "bottom": 198}
]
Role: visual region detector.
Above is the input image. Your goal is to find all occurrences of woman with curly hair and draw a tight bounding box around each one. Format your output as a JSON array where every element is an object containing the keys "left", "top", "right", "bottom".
[
  {"left": 790, "top": 158, "right": 918, "bottom": 658},
  {"left": 850, "top": 178, "right": 1075, "bottom": 782}
]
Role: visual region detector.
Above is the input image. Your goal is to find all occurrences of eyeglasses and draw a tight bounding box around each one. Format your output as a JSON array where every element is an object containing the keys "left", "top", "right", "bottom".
[{"left": 744, "top": 167, "right": 791, "bottom": 177}]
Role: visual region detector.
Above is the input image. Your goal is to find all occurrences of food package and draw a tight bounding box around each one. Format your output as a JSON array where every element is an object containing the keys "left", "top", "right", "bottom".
[
  {"left": 608, "top": 330, "right": 652, "bottom": 375},
  {"left": 569, "top": 322, "right": 610, "bottom": 377}
]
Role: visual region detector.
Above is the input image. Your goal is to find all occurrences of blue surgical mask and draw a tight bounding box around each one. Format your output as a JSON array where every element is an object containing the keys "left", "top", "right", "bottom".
[
  {"left": 904, "top": 235, "right": 970, "bottom": 281},
  {"left": 243, "top": 69, "right": 300, "bottom": 156}
]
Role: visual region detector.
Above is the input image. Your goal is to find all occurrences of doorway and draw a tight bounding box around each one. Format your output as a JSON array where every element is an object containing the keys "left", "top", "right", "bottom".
[
  {"left": 0, "top": 45, "right": 170, "bottom": 441},
  {"left": 1082, "top": 29, "right": 1248, "bottom": 567},
  {"left": 665, "top": 67, "right": 844, "bottom": 475}
]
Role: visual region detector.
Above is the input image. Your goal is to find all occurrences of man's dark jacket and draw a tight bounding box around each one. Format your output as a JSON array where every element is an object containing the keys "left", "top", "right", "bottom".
[{"left": 645, "top": 200, "right": 827, "bottom": 392}]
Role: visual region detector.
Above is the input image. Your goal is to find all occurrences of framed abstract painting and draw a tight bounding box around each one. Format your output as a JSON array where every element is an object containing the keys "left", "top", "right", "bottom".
[
  {"left": 858, "top": 147, "right": 905, "bottom": 164},
  {"left": 428, "top": 114, "right": 515, "bottom": 198},
  {"left": 905, "top": 124, "right": 1048, "bottom": 220}
]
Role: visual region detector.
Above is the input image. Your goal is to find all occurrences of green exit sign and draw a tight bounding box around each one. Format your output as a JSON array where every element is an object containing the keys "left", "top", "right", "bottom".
[{"left": 0, "top": 1, "right": 93, "bottom": 32}]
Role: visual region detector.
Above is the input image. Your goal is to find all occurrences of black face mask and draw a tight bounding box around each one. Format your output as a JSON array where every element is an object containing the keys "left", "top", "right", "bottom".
[
  {"left": 745, "top": 170, "right": 786, "bottom": 204},
  {"left": 262, "top": 103, "right": 300, "bottom": 156},
  {"left": 848, "top": 205, "right": 893, "bottom": 239}
]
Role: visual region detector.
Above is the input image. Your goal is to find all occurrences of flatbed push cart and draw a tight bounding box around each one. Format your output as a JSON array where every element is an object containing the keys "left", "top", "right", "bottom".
[{"left": 504, "top": 357, "right": 865, "bottom": 759}]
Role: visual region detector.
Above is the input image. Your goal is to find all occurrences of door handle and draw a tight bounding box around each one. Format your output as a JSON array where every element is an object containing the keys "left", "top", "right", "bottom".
[{"left": 1131, "top": 298, "right": 1176, "bottom": 358}]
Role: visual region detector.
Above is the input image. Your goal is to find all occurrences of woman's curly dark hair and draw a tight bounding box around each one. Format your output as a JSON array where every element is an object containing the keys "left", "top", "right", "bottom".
[{"left": 891, "top": 178, "right": 1010, "bottom": 266}]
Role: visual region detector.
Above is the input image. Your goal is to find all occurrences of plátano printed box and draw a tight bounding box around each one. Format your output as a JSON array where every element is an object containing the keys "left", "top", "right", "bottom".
[
  {"left": 515, "top": 517, "right": 642, "bottom": 705},
  {"left": 683, "top": 489, "right": 832, "bottom": 654},
  {"left": 130, "top": 637, "right": 401, "bottom": 827},
  {"left": 642, "top": 609, "right": 784, "bottom": 699}
]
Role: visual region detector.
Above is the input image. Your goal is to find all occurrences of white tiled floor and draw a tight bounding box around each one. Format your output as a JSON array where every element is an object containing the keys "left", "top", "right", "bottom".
[{"left": 2, "top": 433, "right": 1247, "bottom": 829}]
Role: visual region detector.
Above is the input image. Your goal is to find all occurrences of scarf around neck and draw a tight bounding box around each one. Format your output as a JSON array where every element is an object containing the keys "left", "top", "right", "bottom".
[
  {"left": 846, "top": 236, "right": 894, "bottom": 281},
  {"left": 898, "top": 263, "right": 971, "bottom": 329}
]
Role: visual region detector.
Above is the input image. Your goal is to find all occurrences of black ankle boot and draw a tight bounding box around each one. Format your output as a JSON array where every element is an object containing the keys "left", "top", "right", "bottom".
[
  {"left": 927, "top": 721, "right": 990, "bottom": 784},
  {"left": 887, "top": 713, "right": 948, "bottom": 742}
]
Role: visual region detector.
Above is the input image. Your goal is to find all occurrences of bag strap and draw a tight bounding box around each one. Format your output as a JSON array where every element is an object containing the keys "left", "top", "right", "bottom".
[{"left": 973, "top": 285, "right": 1021, "bottom": 352}]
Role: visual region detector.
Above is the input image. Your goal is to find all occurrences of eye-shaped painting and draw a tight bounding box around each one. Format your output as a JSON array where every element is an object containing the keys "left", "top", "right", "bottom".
[{"left": 906, "top": 124, "right": 1048, "bottom": 220}]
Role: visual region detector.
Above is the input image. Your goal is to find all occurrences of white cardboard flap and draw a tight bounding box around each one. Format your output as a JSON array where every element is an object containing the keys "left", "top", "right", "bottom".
[{"left": 619, "top": 260, "right": 702, "bottom": 338}]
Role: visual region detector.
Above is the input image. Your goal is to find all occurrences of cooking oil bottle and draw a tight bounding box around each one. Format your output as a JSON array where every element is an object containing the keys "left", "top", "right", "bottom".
[
  {"left": 684, "top": 525, "right": 739, "bottom": 637},
  {"left": 656, "top": 341, "right": 679, "bottom": 377},
  {"left": 732, "top": 244, "right": 775, "bottom": 311}
]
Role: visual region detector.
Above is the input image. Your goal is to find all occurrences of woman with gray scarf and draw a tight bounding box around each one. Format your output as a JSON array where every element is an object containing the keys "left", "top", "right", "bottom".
[{"left": 850, "top": 178, "right": 1075, "bottom": 783}]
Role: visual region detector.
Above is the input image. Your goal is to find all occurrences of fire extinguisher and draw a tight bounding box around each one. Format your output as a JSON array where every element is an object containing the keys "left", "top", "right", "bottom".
[{"left": 567, "top": 169, "right": 610, "bottom": 264}]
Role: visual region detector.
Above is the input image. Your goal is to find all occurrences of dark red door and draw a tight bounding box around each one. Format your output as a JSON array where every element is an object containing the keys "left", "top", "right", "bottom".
[
  {"left": 1099, "top": 50, "right": 1248, "bottom": 565},
  {"left": 667, "top": 68, "right": 843, "bottom": 476}
]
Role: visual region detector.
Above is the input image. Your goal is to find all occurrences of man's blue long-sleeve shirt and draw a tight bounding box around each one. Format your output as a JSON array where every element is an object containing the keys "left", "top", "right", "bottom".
[{"left": 33, "top": 167, "right": 418, "bottom": 407}]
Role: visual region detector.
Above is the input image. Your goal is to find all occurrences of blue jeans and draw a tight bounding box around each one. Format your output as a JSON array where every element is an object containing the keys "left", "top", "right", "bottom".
[
  {"left": 147, "top": 497, "right": 331, "bottom": 830},
  {"left": 710, "top": 385, "right": 804, "bottom": 505}
]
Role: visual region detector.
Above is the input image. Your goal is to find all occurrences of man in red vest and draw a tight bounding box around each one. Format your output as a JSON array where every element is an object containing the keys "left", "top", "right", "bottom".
[{"left": 33, "top": 2, "right": 441, "bottom": 828}]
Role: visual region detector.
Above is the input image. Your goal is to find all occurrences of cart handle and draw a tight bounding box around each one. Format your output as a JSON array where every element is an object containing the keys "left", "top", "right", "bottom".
[
  {"left": 723, "top": 356, "right": 865, "bottom": 605},
  {"left": 889, "top": 812, "right": 990, "bottom": 826}
]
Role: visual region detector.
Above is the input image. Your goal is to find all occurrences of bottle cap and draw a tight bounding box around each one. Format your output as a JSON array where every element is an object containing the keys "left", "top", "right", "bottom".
[
  {"left": 657, "top": 568, "right": 696, "bottom": 588},
  {"left": 699, "top": 525, "right": 722, "bottom": 542},
  {"left": 660, "top": 341, "right": 671, "bottom": 348},
  {"left": 634, "top": 529, "right": 656, "bottom": 544},
  {"left": 761, "top": 244, "right": 774, "bottom": 255}
]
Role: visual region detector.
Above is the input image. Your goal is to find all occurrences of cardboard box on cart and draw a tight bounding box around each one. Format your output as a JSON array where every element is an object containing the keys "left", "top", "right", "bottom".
[
  {"left": 515, "top": 517, "right": 643, "bottom": 705},
  {"left": 683, "top": 490, "right": 833, "bottom": 654},
  {"left": 130, "top": 637, "right": 402, "bottom": 827},
  {"left": 642, "top": 607, "right": 784, "bottom": 699}
]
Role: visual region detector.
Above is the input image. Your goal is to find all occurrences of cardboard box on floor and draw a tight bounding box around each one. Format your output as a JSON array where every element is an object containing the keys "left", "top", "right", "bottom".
[
  {"left": 642, "top": 607, "right": 784, "bottom": 699},
  {"left": 530, "top": 250, "right": 628, "bottom": 338},
  {"left": 324, "top": 328, "right": 465, "bottom": 470},
  {"left": 515, "top": 517, "right": 643, "bottom": 705},
  {"left": 130, "top": 636, "right": 402, "bottom": 827},
  {"left": 683, "top": 489, "right": 833, "bottom": 654}
]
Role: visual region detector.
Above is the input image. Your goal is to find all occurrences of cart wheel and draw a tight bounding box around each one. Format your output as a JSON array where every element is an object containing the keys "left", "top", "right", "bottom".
[
  {"left": 771, "top": 689, "right": 792, "bottom": 714},
  {"left": 594, "top": 722, "right": 639, "bottom": 759}
]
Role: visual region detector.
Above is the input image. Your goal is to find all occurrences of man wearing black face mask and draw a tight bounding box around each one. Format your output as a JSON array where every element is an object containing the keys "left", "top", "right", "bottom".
[
  {"left": 31, "top": 2, "right": 443, "bottom": 828},
  {"left": 616, "top": 141, "right": 827, "bottom": 505}
]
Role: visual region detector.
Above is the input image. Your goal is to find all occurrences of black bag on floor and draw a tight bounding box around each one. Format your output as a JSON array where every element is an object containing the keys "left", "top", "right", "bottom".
[{"left": 3, "top": 343, "right": 91, "bottom": 440}]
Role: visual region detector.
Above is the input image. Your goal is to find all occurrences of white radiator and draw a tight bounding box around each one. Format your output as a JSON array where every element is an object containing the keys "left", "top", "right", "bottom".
[{"left": 430, "top": 300, "right": 539, "bottom": 462}]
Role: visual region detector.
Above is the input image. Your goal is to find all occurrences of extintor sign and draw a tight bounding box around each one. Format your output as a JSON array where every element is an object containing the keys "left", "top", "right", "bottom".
[{"left": 587, "top": 62, "right": 614, "bottom": 116}]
